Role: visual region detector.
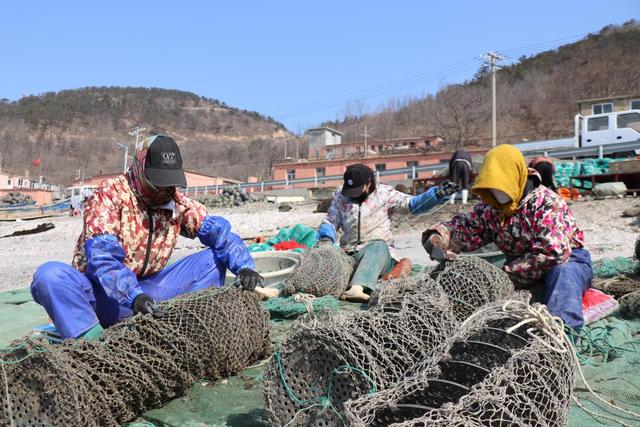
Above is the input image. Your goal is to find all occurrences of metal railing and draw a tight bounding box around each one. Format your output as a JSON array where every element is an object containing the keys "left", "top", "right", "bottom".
[{"left": 184, "top": 140, "right": 640, "bottom": 196}]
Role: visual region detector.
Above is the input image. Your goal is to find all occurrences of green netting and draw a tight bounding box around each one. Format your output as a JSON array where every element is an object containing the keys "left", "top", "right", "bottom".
[
  {"left": 263, "top": 295, "right": 340, "bottom": 318},
  {"left": 247, "top": 224, "right": 318, "bottom": 253},
  {"left": 555, "top": 157, "right": 619, "bottom": 190},
  {"left": 567, "top": 315, "right": 640, "bottom": 426},
  {"left": 266, "top": 224, "right": 317, "bottom": 250},
  {"left": 2, "top": 284, "right": 640, "bottom": 426},
  {"left": 247, "top": 243, "right": 274, "bottom": 253},
  {"left": 593, "top": 257, "right": 640, "bottom": 278}
]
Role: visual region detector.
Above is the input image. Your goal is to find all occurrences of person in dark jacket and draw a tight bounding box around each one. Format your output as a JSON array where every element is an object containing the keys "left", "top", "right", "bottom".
[
  {"left": 449, "top": 149, "right": 472, "bottom": 204},
  {"left": 529, "top": 156, "right": 557, "bottom": 192}
]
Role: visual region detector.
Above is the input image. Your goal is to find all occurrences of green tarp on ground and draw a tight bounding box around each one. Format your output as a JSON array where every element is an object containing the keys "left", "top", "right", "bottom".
[
  {"left": 567, "top": 314, "right": 640, "bottom": 426},
  {"left": 0, "top": 295, "right": 49, "bottom": 347},
  {"left": 2, "top": 284, "right": 640, "bottom": 426}
]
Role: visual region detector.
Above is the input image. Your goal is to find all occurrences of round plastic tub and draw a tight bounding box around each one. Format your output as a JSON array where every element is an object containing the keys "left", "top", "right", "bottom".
[{"left": 225, "top": 251, "right": 303, "bottom": 286}]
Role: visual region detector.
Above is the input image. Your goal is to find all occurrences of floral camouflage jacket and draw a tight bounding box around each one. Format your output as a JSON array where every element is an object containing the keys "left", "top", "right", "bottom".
[
  {"left": 426, "top": 185, "right": 584, "bottom": 283},
  {"left": 323, "top": 183, "right": 412, "bottom": 259},
  {"left": 72, "top": 175, "right": 207, "bottom": 277}
]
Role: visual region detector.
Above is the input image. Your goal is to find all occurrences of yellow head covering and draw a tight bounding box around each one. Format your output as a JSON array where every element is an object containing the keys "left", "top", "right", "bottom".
[{"left": 472, "top": 144, "right": 528, "bottom": 217}]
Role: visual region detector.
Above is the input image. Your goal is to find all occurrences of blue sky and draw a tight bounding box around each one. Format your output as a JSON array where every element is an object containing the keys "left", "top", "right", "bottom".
[{"left": 0, "top": 1, "right": 637, "bottom": 133}]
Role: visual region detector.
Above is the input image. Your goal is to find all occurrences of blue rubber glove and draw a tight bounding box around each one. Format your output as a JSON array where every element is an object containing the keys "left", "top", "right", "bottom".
[
  {"left": 317, "top": 223, "right": 337, "bottom": 243},
  {"left": 409, "top": 182, "right": 461, "bottom": 215},
  {"left": 408, "top": 187, "right": 441, "bottom": 214}
]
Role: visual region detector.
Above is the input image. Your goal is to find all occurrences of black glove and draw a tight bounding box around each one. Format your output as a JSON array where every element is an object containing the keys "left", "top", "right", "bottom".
[
  {"left": 132, "top": 294, "right": 166, "bottom": 318},
  {"left": 436, "top": 181, "right": 461, "bottom": 199},
  {"left": 237, "top": 268, "right": 263, "bottom": 291}
]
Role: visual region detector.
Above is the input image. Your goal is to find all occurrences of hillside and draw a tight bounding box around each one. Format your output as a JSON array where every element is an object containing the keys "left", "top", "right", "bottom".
[
  {"left": 0, "top": 87, "right": 296, "bottom": 184},
  {"left": 321, "top": 21, "right": 640, "bottom": 148}
]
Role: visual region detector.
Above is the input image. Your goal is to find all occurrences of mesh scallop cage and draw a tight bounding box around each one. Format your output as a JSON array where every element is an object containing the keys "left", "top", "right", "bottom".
[
  {"left": 283, "top": 245, "right": 355, "bottom": 297},
  {"left": 264, "top": 277, "right": 456, "bottom": 427},
  {"left": 424, "top": 255, "right": 515, "bottom": 322},
  {"left": 264, "top": 256, "right": 516, "bottom": 426},
  {"left": 0, "top": 287, "right": 271, "bottom": 427},
  {"left": 345, "top": 298, "right": 577, "bottom": 427}
]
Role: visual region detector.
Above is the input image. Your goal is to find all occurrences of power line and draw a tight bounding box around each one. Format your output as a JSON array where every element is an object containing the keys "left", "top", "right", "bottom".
[
  {"left": 268, "top": 32, "right": 590, "bottom": 122},
  {"left": 274, "top": 63, "right": 479, "bottom": 119},
  {"left": 268, "top": 60, "right": 479, "bottom": 117}
]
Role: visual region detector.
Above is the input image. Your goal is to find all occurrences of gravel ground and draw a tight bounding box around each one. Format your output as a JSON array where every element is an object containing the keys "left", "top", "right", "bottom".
[{"left": 0, "top": 197, "right": 638, "bottom": 292}]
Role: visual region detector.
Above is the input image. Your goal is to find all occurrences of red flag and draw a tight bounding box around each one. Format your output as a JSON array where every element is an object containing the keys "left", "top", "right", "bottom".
[{"left": 32, "top": 158, "right": 41, "bottom": 167}]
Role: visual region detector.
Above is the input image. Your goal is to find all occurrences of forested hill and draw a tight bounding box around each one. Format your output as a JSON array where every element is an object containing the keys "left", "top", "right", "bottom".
[
  {"left": 321, "top": 21, "right": 640, "bottom": 148},
  {"left": 0, "top": 87, "right": 294, "bottom": 184}
]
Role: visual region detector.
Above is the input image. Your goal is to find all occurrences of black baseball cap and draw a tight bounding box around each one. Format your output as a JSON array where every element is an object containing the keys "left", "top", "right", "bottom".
[
  {"left": 342, "top": 164, "right": 373, "bottom": 198},
  {"left": 144, "top": 135, "right": 188, "bottom": 188}
]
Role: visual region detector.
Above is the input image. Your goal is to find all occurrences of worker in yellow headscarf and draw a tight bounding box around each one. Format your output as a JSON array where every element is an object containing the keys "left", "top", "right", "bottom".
[{"left": 422, "top": 144, "right": 593, "bottom": 329}]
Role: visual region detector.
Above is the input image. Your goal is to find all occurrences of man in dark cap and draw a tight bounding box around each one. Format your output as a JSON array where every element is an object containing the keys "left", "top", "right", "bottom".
[
  {"left": 31, "top": 135, "right": 262, "bottom": 340},
  {"left": 317, "top": 163, "right": 458, "bottom": 302}
]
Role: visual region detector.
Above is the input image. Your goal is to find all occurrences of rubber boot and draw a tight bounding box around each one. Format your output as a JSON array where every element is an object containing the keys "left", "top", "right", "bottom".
[
  {"left": 449, "top": 193, "right": 456, "bottom": 205},
  {"left": 381, "top": 258, "right": 413, "bottom": 281},
  {"left": 461, "top": 189, "right": 469, "bottom": 205},
  {"left": 80, "top": 324, "right": 104, "bottom": 341}
]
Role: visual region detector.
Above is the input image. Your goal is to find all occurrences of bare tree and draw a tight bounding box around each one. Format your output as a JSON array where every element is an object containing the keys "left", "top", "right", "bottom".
[{"left": 433, "top": 84, "right": 490, "bottom": 148}]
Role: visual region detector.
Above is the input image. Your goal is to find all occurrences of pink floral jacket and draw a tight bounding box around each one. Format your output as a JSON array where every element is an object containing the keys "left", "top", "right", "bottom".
[{"left": 426, "top": 185, "right": 584, "bottom": 283}]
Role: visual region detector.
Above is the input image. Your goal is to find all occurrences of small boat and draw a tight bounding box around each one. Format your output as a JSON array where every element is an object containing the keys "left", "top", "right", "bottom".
[{"left": 0, "top": 199, "right": 71, "bottom": 221}]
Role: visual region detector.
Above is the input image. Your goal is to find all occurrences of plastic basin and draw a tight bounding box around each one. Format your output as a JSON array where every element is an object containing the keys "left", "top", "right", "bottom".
[{"left": 225, "top": 251, "right": 303, "bottom": 286}]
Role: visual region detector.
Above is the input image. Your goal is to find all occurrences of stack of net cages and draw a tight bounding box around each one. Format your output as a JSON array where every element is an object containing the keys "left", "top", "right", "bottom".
[
  {"left": 346, "top": 297, "right": 577, "bottom": 427},
  {"left": 264, "top": 256, "right": 516, "bottom": 426},
  {"left": 0, "top": 287, "right": 271, "bottom": 426}
]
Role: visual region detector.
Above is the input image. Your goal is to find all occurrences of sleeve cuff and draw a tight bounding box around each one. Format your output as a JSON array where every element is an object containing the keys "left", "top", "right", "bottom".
[{"left": 127, "top": 288, "right": 144, "bottom": 306}]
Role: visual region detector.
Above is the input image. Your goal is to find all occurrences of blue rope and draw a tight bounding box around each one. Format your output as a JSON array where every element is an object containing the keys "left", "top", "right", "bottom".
[{"left": 274, "top": 351, "right": 378, "bottom": 425}]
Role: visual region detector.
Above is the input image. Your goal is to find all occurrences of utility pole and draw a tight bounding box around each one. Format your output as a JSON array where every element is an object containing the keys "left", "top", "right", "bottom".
[
  {"left": 129, "top": 126, "right": 146, "bottom": 151},
  {"left": 284, "top": 139, "right": 288, "bottom": 159},
  {"left": 360, "top": 126, "right": 370, "bottom": 158},
  {"left": 116, "top": 143, "right": 129, "bottom": 173},
  {"left": 481, "top": 52, "right": 505, "bottom": 147}
]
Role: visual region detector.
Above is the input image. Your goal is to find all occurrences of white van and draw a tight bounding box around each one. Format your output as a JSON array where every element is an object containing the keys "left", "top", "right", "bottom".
[{"left": 66, "top": 185, "right": 97, "bottom": 210}]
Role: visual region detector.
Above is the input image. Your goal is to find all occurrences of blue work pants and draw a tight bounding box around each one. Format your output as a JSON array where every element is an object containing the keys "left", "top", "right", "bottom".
[{"left": 31, "top": 249, "right": 223, "bottom": 338}]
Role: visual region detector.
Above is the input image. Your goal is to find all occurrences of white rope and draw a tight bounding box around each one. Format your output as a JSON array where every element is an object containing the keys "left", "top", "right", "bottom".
[
  {"left": 499, "top": 299, "right": 640, "bottom": 422},
  {"left": 572, "top": 396, "right": 632, "bottom": 427},
  {"left": 293, "top": 293, "right": 317, "bottom": 318}
]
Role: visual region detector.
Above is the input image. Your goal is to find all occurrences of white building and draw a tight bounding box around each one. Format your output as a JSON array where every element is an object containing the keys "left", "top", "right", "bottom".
[{"left": 306, "top": 127, "right": 343, "bottom": 159}]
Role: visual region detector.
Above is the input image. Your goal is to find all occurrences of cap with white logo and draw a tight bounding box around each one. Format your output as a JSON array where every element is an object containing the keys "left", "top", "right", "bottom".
[
  {"left": 342, "top": 164, "right": 373, "bottom": 198},
  {"left": 144, "top": 135, "right": 187, "bottom": 188}
]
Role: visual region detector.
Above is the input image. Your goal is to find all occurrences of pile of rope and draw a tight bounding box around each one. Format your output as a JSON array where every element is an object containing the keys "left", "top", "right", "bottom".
[
  {"left": 0, "top": 287, "right": 271, "bottom": 426},
  {"left": 283, "top": 245, "right": 355, "bottom": 297},
  {"left": 264, "top": 257, "right": 515, "bottom": 426},
  {"left": 346, "top": 298, "right": 577, "bottom": 426}
]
